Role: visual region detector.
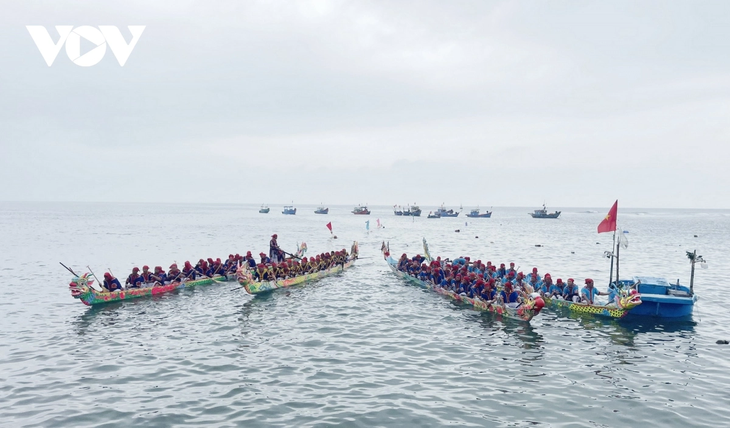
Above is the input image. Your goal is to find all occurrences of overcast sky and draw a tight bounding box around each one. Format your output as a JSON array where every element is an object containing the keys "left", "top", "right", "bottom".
[{"left": 1, "top": 1, "right": 729, "bottom": 208}]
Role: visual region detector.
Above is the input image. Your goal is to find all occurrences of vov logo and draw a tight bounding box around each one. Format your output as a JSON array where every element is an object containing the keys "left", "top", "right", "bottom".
[{"left": 26, "top": 25, "right": 145, "bottom": 67}]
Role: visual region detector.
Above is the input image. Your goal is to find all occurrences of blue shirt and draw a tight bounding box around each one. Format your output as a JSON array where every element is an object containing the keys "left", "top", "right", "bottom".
[{"left": 581, "top": 287, "right": 600, "bottom": 304}]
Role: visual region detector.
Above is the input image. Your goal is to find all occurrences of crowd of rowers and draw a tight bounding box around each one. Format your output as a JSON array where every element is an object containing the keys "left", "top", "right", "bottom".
[
  {"left": 99, "top": 249, "right": 353, "bottom": 292},
  {"left": 396, "top": 254, "right": 624, "bottom": 306}
]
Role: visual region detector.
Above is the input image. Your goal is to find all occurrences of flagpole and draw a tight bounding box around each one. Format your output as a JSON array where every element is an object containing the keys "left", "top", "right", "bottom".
[
  {"left": 608, "top": 229, "right": 616, "bottom": 286},
  {"left": 615, "top": 231, "right": 620, "bottom": 285}
]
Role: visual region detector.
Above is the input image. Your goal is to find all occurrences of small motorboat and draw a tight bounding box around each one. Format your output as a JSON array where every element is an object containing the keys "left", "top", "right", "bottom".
[
  {"left": 314, "top": 206, "right": 329, "bottom": 214},
  {"left": 259, "top": 204, "right": 270, "bottom": 214},
  {"left": 352, "top": 205, "right": 371, "bottom": 215},
  {"left": 282, "top": 206, "right": 297, "bottom": 215},
  {"left": 529, "top": 204, "right": 560, "bottom": 219},
  {"left": 465, "top": 209, "right": 492, "bottom": 218}
]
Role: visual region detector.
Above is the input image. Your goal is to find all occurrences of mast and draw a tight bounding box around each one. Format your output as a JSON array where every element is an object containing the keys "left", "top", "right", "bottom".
[
  {"left": 689, "top": 249, "right": 696, "bottom": 294},
  {"left": 608, "top": 230, "right": 616, "bottom": 285},
  {"left": 615, "top": 233, "right": 620, "bottom": 285}
]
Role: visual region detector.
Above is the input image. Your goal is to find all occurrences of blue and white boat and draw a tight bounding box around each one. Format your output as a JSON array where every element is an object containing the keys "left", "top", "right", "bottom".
[
  {"left": 618, "top": 276, "right": 697, "bottom": 318},
  {"left": 436, "top": 204, "right": 459, "bottom": 217},
  {"left": 529, "top": 204, "right": 560, "bottom": 219},
  {"left": 282, "top": 206, "right": 296, "bottom": 215}
]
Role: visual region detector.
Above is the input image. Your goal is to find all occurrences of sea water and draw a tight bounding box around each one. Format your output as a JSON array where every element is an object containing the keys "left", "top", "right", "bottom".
[{"left": 1, "top": 202, "right": 728, "bottom": 427}]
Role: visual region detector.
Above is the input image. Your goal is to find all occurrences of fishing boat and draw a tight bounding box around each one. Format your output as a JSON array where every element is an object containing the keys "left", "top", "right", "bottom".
[
  {"left": 259, "top": 204, "right": 270, "bottom": 214},
  {"left": 381, "top": 241, "right": 544, "bottom": 322},
  {"left": 529, "top": 204, "right": 560, "bottom": 218},
  {"left": 465, "top": 208, "right": 492, "bottom": 218},
  {"left": 542, "top": 291, "right": 642, "bottom": 318},
  {"left": 68, "top": 273, "right": 231, "bottom": 306},
  {"left": 435, "top": 204, "right": 459, "bottom": 217},
  {"left": 282, "top": 206, "right": 297, "bottom": 215},
  {"left": 237, "top": 242, "right": 359, "bottom": 294},
  {"left": 427, "top": 211, "right": 441, "bottom": 218},
  {"left": 314, "top": 206, "right": 329, "bottom": 214},
  {"left": 597, "top": 201, "right": 700, "bottom": 318},
  {"left": 352, "top": 205, "right": 371, "bottom": 215},
  {"left": 403, "top": 205, "right": 422, "bottom": 217},
  {"left": 393, "top": 205, "right": 403, "bottom": 216}
]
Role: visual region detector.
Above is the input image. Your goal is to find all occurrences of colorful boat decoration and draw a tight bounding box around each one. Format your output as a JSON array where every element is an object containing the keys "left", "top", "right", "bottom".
[
  {"left": 465, "top": 208, "right": 492, "bottom": 218},
  {"left": 542, "top": 291, "right": 642, "bottom": 318},
  {"left": 237, "top": 242, "right": 359, "bottom": 294},
  {"left": 259, "top": 204, "right": 270, "bottom": 213},
  {"left": 435, "top": 204, "right": 459, "bottom": 217},
  {"left": 68, "top": 273, "right": 231, "bottom": 306},
  {"left": 282, "top": 205, "right": 297, "bottom": 215},
  {"left": 352, "top": 205, "right": 370, "bottom": 215},
  {"left": 381, "top": 243, "right": 544, "bottom": 322},
  {"left": 314, "top": 206, "right": 329, "bottom": 214},
  {"left": 529, "top": 204, "right": 560, "bottom": 218}
]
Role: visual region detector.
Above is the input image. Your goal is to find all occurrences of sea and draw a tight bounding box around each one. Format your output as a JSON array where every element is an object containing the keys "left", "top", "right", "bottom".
[{"left": 1, "top": 202, "right": 729, "bottom": 427}]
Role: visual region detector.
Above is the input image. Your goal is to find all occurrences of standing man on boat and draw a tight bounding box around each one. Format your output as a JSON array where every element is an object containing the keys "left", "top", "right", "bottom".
[{"left": 270, "top": 234, "right": 284, "bottom": 263}]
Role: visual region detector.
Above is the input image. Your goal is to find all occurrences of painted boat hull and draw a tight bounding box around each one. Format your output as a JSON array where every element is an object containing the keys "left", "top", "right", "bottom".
[
  {"left": 239, "top": 259, "right": 357, "bottom": 294},
  {"left": 529, "top": 212, "right": 560, "bottom": 218},
  {"left": 383, "top": 256, "right": 541, "bottom": 322},
  {"left": 314, "top": 208, "right": 329, "bottom": 214},
  {"left": 69, "top": 274, "right": 231, "bottom": 306},
  {"left": 544, "top": 297, "right": 634, "bottom": 318}
]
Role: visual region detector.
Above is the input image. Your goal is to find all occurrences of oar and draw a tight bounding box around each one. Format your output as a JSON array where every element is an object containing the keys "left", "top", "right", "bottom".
[
  {"left": 86, "top": 265, "right": 106, "bottom": 292},
  {"left": 60, "top": 262, "right": 79, "bottom": 276},
  {"left": 282, "top": 251, "right": 301, "bottom": 260}
]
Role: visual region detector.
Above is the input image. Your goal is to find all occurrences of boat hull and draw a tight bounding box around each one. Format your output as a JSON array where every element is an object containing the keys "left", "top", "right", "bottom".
[
  {"left": 529, "top": 213, "right": 560, "bottom": 218},
  {"left": 623, "top": 277, "right": 697, "bottom": 318},
  {"left": 383, "top": 256, "right": 541, "bottom": 322},
  {"left": 238, "top": 259, "right": 356, "bottom": 294},
  {"left": 315, "top": 208, "right": 329, "bottom": 214},
  {"left": 69, "top": 274, "right": 231, "bottom": 306},
  {"left": 544, "top": 297, "right": 634, "bottom": 318},
  {"left": 259, "top": 209, "right": 270, "bottom": 213}
]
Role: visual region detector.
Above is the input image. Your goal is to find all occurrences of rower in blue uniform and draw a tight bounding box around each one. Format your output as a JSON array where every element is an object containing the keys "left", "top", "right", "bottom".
[
  {"left": 580, "top": 278, "right": 608, "bottom": 304},
  {"left": 103, "top": 272, "right": 123, "bottom": 291}
]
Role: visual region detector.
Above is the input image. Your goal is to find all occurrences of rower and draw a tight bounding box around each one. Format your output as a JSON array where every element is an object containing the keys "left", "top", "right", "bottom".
[
  {"left": 259, "top": 252, "right": 271, "bottom": 265},
  {"left": 550, "top": 278, "right": 564, "bottom": 299},
  {"left": 126, "top": 267, "right": 143, "bottom": 288},
  {"left": 152, "top": 266, "right": 167, "bottom": 285},
  {"left": 168, "top": 263, "right": 182, "bottom": 282},
  {"left": 103, "top": 272, "right": 123, "bottom": 292},
  {"left": 245, "top": 251, "right": 257, "bottom": 268},
  {"left": 182, "top": 261, "right": 197, "bottom": 280},
  {"left": 580, "top": 278, "right": 608, "bottom": 304},
  {"left": 562, "top": 278, "right": 580, "bottom": 302},
  {"left": 140, "top": 265, "right": 154, "bottom": 286},
  {"left": 500, "top": 282, "right": 520, "bottom": 304}
]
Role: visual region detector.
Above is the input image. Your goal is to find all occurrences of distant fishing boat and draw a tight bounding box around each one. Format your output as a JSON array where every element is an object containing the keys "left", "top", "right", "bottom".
[
  {"left": 465, "top": 208, "right": 492, "bottom": 218},
  {"left": 427, "top": 211, "right": 441, "bottom": 218},
  {"left": 529, "top": 204, "right": 560, "bottom": 219},
  {"left": 282, "top": 206, "right": 296, "bottom": 215},
  {"left": 314, "top": 206, "right": 329, "bottom": 214},
  {"left": 436, "top": 204, "right": 459, "bottom": 217},
  {"left": 352, "top": 205, "right": 371, "bottom": 215},
  {"left": 393, "top": 205, "right": 403, "bottom": 216},
  {"left": 259, "top": 204, "right": 270, "bottom": 214},
  {"left": 403, "top": 205, "right": 422, "bottom": 217}
]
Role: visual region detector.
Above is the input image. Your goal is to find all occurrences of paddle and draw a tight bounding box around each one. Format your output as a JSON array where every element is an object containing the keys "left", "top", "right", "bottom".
[
  {"left": 59, "top": 262, "right": 78, "bottom": 277},
  {"left": 282, "top": 250, "right": 301, "bottom": 260},
  {"left": 86, "top": 265, "right": 107, "bottom": 292}
]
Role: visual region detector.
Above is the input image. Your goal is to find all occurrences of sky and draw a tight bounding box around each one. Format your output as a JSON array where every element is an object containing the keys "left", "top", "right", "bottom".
[{"left": 1, "top": 1, "right": 729, "bottom": 208}]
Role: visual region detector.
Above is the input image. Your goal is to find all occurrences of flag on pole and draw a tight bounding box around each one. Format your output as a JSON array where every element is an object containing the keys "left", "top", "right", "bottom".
[
  {"left": 365, "top": 220, "right": 370, "bottom": 231},
  {"left": 326, "top": 222, "right": 332, "bottom": 233},
  {"left": 597, "top": 200, "right": 618, "bottom": 233}
]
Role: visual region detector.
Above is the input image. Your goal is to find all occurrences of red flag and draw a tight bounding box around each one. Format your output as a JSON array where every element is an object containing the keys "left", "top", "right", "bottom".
[
  {"left": 326, "top": 222, "right": 332, "bottom": 232},
  {"left": 597, "top": 200, "right": 618, "bottom": 233}
]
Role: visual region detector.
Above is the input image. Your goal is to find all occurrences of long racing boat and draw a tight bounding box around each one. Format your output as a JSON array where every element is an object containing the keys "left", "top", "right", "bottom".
[
  {"left": 381, "top": 243, "right": 544, "bottom": 322},
  {"left": 237, "top": 242, "right": 359, "bottom": 294},
  {"left": 68, "top": 273, "right": 232, "bottom": 306}
]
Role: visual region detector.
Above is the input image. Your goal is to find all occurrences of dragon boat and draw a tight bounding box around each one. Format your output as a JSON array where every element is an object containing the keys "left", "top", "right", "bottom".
[
  {"left": 237, "top": 242, "right": 359, "bottom": 294},
  {"left": 542, "top": 290, "right": 642, "bottom": 319},
  {"left": 381, "top": 242, "right": 544, "bottom": 322},
  {"left": 68, "top": 273, "right": 232, "bottom": 306}
]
